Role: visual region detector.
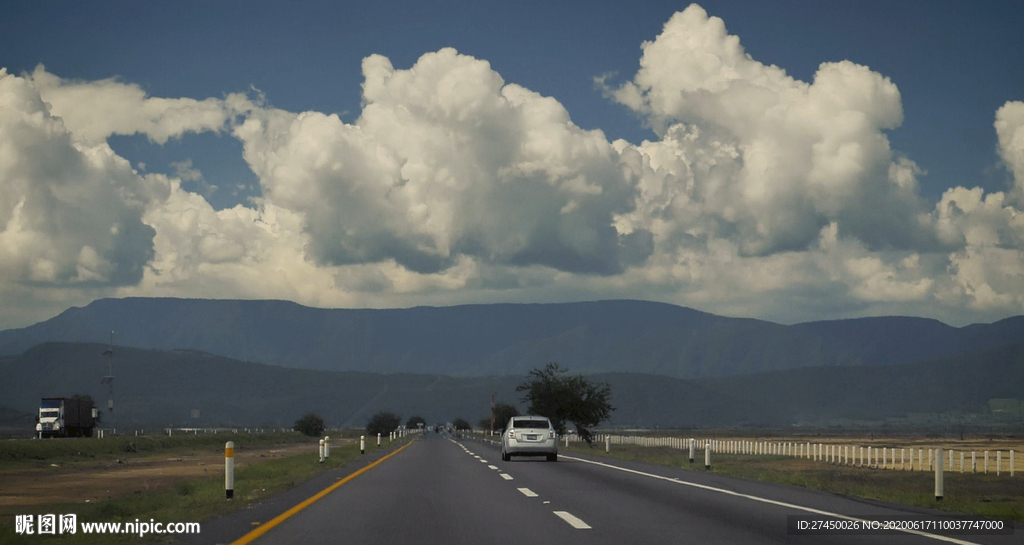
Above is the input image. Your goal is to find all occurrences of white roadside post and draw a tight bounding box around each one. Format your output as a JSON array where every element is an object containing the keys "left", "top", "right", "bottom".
[
  {"left": 606, "top": 435, "right": 610, "bottom": 453},
  {"left": 225, "top": 441, "right": 235, "bottom": 499},
  {"left": 319, "top": 439, "right": 325, "bottom": 463},
  {"left": 689, "top": 438, "right": 695, "bottom": 464},
  {"left": 985, "top": 451, "right": 989, "bottom": 474},
  {"left": 935, "top": 447, "right": 944, "bottom": 502},
  {"left": 360, "top": 435, "right": 365, "bottom": 455},
  {"left": 705, "top": 443, "right": 711, "bottom": 470},
  {"left": 960, "top": 451, "right": 965, "bottom": 473},
  {"left": 324, "top": 436, "right": 330, "bottom": 459},
  {"left": 378, "top": 433, "right": 381, "bottom": 447}
]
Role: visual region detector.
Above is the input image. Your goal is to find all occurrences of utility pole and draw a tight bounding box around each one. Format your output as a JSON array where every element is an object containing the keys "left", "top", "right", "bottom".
[{"left": 101, "top": 331, "right": 114, "bottom": 434}]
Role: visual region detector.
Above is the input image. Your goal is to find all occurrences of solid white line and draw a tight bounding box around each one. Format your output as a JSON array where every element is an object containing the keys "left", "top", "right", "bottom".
[
  {"left": 553, "top": 511, "right": 591, "bottom": 529},
  {"left": 518, "top": 488, "right": 538, "bottom": 497},
  {"left": 500, "top": 473, "right": 513, "bottom": 480},
  {"left": 559, "top": 455, "right": 981, "bottom": 545},
  {"left": 488, "top": 465, "right": 499, "bottom": 470}
]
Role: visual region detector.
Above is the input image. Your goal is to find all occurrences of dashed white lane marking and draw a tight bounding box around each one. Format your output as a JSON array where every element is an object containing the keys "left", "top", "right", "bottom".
[
  {"left": 553, "top": 511, "right": 591, "bottom": 529},
  {"left": 487, "top": 465, "right": 498, "bottom": 470},
  {"left": 499, "top": 473, "right": 513, "bottom": 480},
  {"left": 473, "top": 455, "right": 480, "bottom": 459},
  {"left": 517, "top": 488, "right": 538, "bottom": 497},
  {"left": 560, "top": 455, "right": 981, "bottom": 545},
  {"left": 479, "top": 459, "right": 488, "bottom": 463}
]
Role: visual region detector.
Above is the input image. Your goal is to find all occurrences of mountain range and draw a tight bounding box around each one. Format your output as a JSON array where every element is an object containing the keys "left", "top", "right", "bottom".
[
  {"left": 2, "top": 341, "right": 1021, "bottom": 430},
  {"left": 2, "top": 298, "right": 1024, "bottom": 378}
]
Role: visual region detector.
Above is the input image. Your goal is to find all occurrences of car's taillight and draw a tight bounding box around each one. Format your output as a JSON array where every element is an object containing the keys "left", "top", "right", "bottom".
[
  {"left": 507, "top": 429, "right": 515, "bottom": 439},
  {"left": 549, "top": 430, "right": 555, "bottom": 439}
]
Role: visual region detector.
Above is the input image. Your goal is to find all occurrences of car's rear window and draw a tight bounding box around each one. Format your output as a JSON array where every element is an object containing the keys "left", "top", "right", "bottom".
[{"left": 512, "top": 419, "right": 550, "bottom": 429}]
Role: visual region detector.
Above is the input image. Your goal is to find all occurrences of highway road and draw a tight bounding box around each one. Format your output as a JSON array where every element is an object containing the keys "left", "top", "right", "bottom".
[{"left": 201, "top": 432, "right": 1020, "bottom": 545}]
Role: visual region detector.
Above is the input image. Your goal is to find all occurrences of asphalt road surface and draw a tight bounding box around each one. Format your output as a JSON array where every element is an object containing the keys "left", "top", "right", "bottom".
[{"left": 210, "top": 432, "right": 1020, "bottom": 545}]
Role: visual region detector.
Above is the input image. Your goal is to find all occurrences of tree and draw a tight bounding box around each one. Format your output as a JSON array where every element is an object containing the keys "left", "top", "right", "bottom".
[
  {"left": 367, "top": 411, "right": 402, "bottom": 436},
  {"left": 294, "top": 413, "right": 325, "bottom": 437},
  {"left": 452, "top": 418, "right": 471, "bottom": 431},
  {"left": 406, "top": 415, "right": 426, "bottom": 429},
  {"left": 492, "top": 402, "right": 520, "bottom": 432},
  {"left": 516, "top": 363, "right": 614, "bottom": 444}
]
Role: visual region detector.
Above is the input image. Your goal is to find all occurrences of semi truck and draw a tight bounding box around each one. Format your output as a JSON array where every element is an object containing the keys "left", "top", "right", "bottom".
[{"left": 36, "top": 397, "right": 96, "bottom": 438}]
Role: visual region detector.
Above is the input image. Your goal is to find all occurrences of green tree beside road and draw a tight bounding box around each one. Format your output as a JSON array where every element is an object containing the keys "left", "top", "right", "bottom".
[
  {"left": 367, "top": 411, "right": 403, "bottom": 436},
  {"left": 517, "top": 363, "right": 614, "bottom": 443},
  {"left": 480, "top": 402, "right": 520, "bottom": 432},
  {"left": 294, "top": 413, "right": 325, "bottom": 436}
]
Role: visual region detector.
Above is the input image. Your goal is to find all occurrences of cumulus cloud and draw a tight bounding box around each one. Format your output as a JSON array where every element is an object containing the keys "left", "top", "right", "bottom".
[
  {"left": 235, "top": 48, "right": 653, "bottom": 275},
  {"left": 996, "top": 101, "right": 1024, "bottom": 199},
  {"left": 607, "top": 4, "right": 931, "bottom": 257},
  {"left": 3, "top": 4, "right": 1024, "bottom": 330},
  {"left": 0, "top": 68, "right": 158, "bottom": 288},
  {"left": 28, "top": 65, "right": 252, "bottom": 145}
]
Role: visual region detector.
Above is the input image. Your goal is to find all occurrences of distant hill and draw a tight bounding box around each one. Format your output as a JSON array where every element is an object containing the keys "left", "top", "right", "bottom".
[
  {"left": 1, "top": 341, "right": 1021, "bottom": 431},
  {"left": 1, "top": 298, "right": 1022, "bottom": 378},
  {"left": 0, "top": 342, "right": 521, "bottom": 430}
]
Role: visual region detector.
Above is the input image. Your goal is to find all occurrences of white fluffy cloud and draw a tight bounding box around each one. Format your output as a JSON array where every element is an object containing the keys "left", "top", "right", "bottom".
[
  {"left": 28, "top": 65, "right": 252, "bottom": 145},
  {"left": 0, "top": 68, "right": 158, "bottom": 288},
  {"left": 2, "top": 4, "right": 1024, "bottom": 330},
  {"left": 609, "top": 5, "right": 931, "bottom": 257},
  {"left": 996, "top": 101, "right": 1024, "bottom": 200},
  {"left": 235, "top": 48, "right": 652, "bottom": 275}
]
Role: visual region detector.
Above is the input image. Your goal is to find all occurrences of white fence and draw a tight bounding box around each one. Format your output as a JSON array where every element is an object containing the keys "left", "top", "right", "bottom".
[{"left": 568, "top": 435, "right": 1018, "bottom": 477}]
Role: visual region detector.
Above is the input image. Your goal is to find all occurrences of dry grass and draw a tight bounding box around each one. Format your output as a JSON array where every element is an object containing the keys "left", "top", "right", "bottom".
[{"left": 565, "top": 434, "right": 1024, "bottom": 523}]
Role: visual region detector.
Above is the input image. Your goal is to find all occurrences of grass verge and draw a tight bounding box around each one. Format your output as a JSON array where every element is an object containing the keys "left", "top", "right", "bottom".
[
  {"left": 0, "top": 435, "right": 412, "bottom": 544},
  {"left": 563, "top": 443, "right": 1024, "bottom": 524},
  {"left": 0, "top": 432, "right": 317, "bottom": 470}
]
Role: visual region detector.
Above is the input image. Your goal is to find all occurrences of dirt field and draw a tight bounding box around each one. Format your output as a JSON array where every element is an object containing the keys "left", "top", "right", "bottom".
[{"left": 0, "top": 441, "right": 347, "bottom": 511}]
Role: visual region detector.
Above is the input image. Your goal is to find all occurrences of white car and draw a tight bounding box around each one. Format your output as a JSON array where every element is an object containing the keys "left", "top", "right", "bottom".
[{"left": 501, "top": 416, "right": 557, "bottom": 462}]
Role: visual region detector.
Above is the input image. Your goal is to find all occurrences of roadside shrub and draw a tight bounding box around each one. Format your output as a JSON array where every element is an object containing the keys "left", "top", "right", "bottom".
[
  {"left": 294, "top": 413, "right": 326, "bottom": 437},
  {"left": 366, "top": 411, "right": 402, "bottom": 437}
]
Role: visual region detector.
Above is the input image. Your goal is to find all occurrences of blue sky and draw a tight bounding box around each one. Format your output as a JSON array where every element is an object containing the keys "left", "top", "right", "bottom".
[
  {"left": 1, "top": 1, "right": 1023, "bottom": 328},
  {"left": 5, "top": 1, "right": 1020, "bottom": 207}
]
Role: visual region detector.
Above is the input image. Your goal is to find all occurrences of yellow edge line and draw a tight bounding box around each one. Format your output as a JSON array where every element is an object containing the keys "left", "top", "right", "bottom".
[{"left": 230, "top": 440, "right": 415, "bottom": 545}]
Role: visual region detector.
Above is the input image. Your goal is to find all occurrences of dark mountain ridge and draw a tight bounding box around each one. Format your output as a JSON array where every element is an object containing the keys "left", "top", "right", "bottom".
[
  {"left": 1, "top": 297, "right": 1021, "bottom": 378},
  {"left": 2, "top": 341, "right": 1020, "bottom": 430}
]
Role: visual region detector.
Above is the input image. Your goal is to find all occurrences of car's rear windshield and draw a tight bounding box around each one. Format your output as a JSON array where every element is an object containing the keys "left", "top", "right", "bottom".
[{"left": 512, "top": 419, "right": 550, "bottom": 429}]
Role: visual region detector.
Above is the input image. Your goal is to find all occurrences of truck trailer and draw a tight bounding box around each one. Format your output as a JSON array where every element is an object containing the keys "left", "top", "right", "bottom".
[{"left": 36, "top": 397, "right": 96, "bottom": 438}]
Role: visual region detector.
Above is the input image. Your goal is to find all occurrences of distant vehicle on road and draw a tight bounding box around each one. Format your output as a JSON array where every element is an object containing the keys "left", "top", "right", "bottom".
[
  {"left": 501, "top": 416, "right": 557, "bottom": 462},
  {"left": 36, "top": 397, "right": 96, "bottom": 438}
]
